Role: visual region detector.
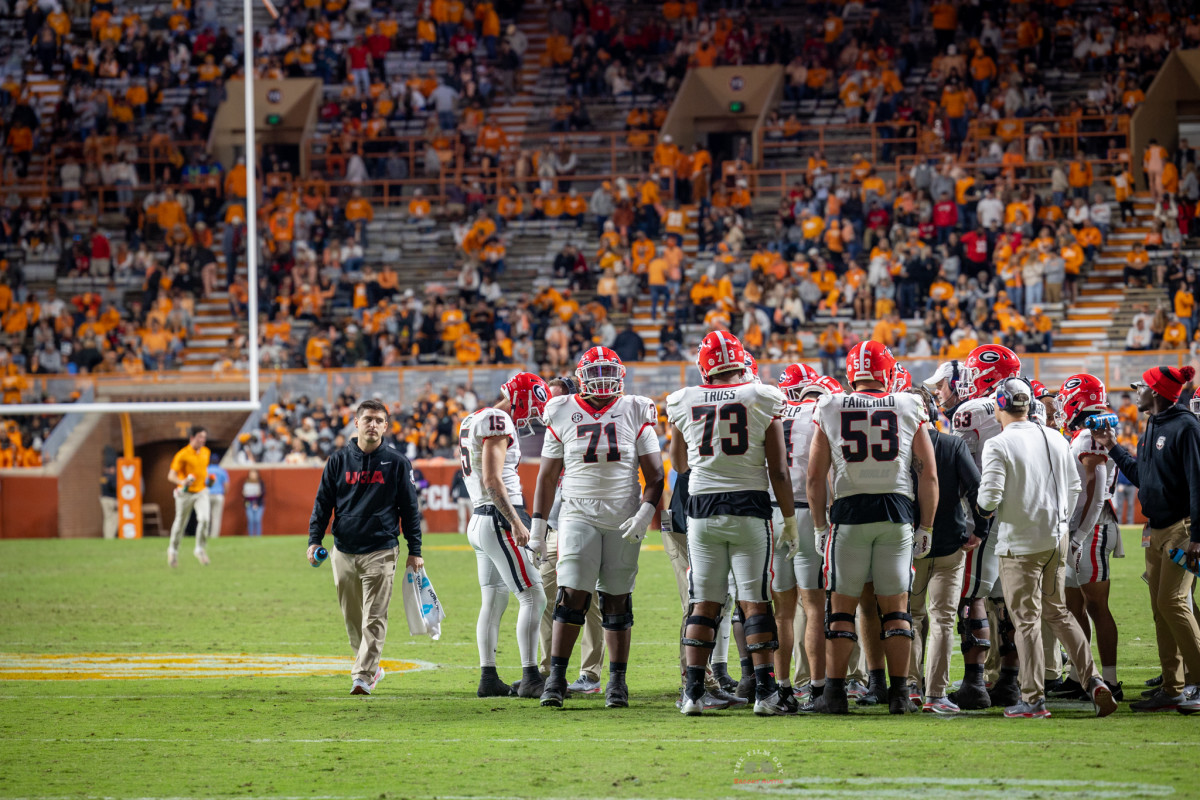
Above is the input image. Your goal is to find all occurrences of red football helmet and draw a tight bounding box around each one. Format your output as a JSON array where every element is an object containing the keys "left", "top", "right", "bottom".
[
  {"left": 959, "top": 344, "right": 1021, "bottom": 399},
  {"left": 890, "top": 365, "right": 912, "bottom": 393},
  {"left": 743, "top": 352, "right": 760, "bottom": 383},
  {"left": 575, "top": 346, "right": 625, "bottom": 399},
  {"left": 800, "top": 375, "right": 844, "bottom": 401},
  {"left": 501, "top": 372, "right": 550, "bottom": 432},
  {"left": 1055, "top": 373, "right": 1108, "bottom": 429},
  {"left": 845, "top": 341, "right": 897, "bottom": 388},
  {"left": 696, "top": 330, "right": 747, "bottom": 383},
  {"left": 778, "top": 362, "right": 820, "bottom": 403},
  {"left": 1029, "top": 378, "right": 1052, "bottom": 399}
]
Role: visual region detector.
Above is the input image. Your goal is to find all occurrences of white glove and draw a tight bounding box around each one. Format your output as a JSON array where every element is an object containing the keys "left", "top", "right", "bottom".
[
  {"left": 619, "top": 502, "right": 657, "bottom": 543},
  {"left": 528, "top": 517, "right": 549, "bottom": 566},
  {"left": 913, "top": 526, "right": 934, "bottom": 559},
  {"left": 780, "top": 515, "right": 799, "bottom": 557}
]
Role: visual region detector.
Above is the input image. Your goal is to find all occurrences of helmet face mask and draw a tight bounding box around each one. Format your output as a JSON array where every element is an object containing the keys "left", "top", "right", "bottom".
[
  {"left": 1055, "top": 374, "right": 1108, "bottom": 430},
  {"left": 501, "top": 372, "right": 550, "bottom": 433},
  {"left": 575, "top": 347, "right": 625, "bottom": 399},
  {"left": 959, "top": 345, "right": 1021, "bottom": 399}
]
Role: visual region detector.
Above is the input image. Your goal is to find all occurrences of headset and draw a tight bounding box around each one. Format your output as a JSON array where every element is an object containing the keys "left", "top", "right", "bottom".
[{"left": 996, "top": 377, "right": 1065, "bottom": 530}]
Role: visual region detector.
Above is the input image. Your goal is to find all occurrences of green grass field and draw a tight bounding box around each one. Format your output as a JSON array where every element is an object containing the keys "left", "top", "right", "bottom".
[{"left": 0, "top": 529, "right": 1194, "bottom": 800}]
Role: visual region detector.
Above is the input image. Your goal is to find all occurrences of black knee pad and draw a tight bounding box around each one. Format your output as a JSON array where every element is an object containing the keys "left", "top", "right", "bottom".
[
  {"left": 880, "top": 610, "right": 915, "bottom": 640},
  {"left": 742, "top": 612, "right": 779, "bottom": 653},
  {"left": 599, "top": 592, "right": 634, "bottom": 632},
  {"left": 959, "top": 617, "right": 992, "bottom": 654},
  {"left": 552, "top": 586, "right": 590, "bottom": 626},
  {"left": 824, "top": 610, "right": 858, "bottom": 642},
  {"left": 991, "top": 598, "right": 1018, "bottom": 656},
  {"left": 681, "top": 603, "right": 721, "bottom": 650}
]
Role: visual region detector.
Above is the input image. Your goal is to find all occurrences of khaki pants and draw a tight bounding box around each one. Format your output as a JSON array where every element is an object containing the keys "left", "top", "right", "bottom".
[
  {"left": 999, "top": 536, "right": 1099, "bottom": 704},
  {"left": 538, "top": 527, "right": 604, "bottom": 679},
  {"left": 1045, "top": 282, "right": 1063, "bottom": 303},
  {"left": 663, "top": 527, "right": 722, "bottom": 691},
  {"left": 1146, "top": 520, "right": 1200, "bottom": 695},
  {"left": 207, "top": 494, "right": 226, "bottom": 539},
  {"left": 100, "top": 496, "right": 118, "bottom": 540},
  {"left": 331, "top": 546, "right": 398, "bottom": 683},
  {"left": 909, "top": 549, "right": 965, "bottom": 699},
  {"left": 168, "top": 488, "right": 210, "bottom": 555}
]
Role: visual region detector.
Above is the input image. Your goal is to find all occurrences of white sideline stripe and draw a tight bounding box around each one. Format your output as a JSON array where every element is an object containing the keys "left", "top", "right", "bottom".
[{"left": 2, "top": 736, "right": 1192, "bottom": 748}]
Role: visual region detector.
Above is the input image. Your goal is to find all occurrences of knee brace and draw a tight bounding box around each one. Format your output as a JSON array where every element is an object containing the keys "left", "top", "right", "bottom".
[
  {"left": 992, "top": 598, "right": 1018, "bottom": 656},
  {"left": 681, "top": 603, "right": 721, "bottom": 649},
  {"left": 742, "top": 613, "right": 779, "bottom": 653},
  {"left": 824, "top": 611, "right": 858, "bottom": 642},
  {"left": 959, "top": 617, "right": 992, "bottom": 654},
  {"left": 880, "top": 610, "right": 915, "bottom": 640},
  {"left": 552, "top": 586, "right": 591, "bottom": 627},
  {"left": 599, "top": 592, "right": 633, "bottom": 632}
]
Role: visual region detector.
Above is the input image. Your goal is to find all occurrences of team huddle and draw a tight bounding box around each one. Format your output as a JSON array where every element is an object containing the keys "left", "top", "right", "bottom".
[{"left": 457, "top": 331, "right": 1133, "bottom": 717}]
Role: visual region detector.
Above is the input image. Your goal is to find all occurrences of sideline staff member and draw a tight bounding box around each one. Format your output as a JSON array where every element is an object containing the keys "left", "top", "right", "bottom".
[
  {"left": 976, "top": 378, "right": 1117, "bottom": 719},
  {"left": 308, "top": 399, "right": 424, "bottom": 696},
  {"left": 167, "top": 425, "right": 212, "bottom": 568},
  {"left": 1094, "top": 365, "right": 1200, "bottom": 712}
]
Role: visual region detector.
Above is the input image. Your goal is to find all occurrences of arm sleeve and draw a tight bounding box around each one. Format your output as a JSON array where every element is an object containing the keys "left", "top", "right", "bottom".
[
  {"left": 976, "top": 439, "right": 1006, "bottom": 513},
  {"left": 1108, "top": 443, "right": 1139, "bottom": 487},
  {"left": 396, "top": 456, "right": 423, "bottom": 556},
  {"left": 307, "top": 456, "right": 338, "bottom": 546}
]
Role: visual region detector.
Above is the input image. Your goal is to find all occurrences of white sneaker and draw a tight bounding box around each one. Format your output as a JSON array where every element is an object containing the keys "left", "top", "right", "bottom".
[
  {"left": 194, "top": 549, "right": 209, "bottom": 566},
  {"left": 680, "top": 694, "right": 704, "bottom": 716},
  {"left": 350, "top": 678, "right": 371, "bottom": 695},
  {"left": 567, "top": 674, "right": 602, "bottom": 694},
  {"left": 369, "top": 666, "right": 384, "bottom": 692},
  {"left": 167, "top": 550, "right": 178, "bottom": 568},
  {"left": 753, "top": 689, "right": 791, "bottom": 716}
]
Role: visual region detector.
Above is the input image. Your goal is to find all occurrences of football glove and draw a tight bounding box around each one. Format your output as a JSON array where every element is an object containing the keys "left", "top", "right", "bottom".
[
  {"left": 913, "top": 525, "right": 934, "bottom": 559},
  {"left": 1084, "top": 413, "right": 1119, "bottom": 432},
  {"left": 528, "top": 517, "right": 549, "bottom": 566},
  {"left": 780, "top": 515, "right": 799, "bottom": 557},
  {"left": 619, "top": 502, "right": 656, "bottom": 543}
]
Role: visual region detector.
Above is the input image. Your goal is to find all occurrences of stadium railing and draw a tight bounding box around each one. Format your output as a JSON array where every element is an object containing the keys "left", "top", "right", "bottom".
[{"left": 11, "top": 351, "right": 1196, "bottom": 409}]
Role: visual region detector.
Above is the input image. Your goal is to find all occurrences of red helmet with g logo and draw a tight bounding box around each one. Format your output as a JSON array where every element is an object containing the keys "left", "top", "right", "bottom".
[
  {"left": 697, "top": 331, "right": 747, "bottom": 383},
  {"left": 575, "top": 346, "right": 625, "bottom": 399},
  {"left": 800, "top": 375, "right": 844, "bottom": 401},
  {"left": 845, "top": 340, "right": 897, "bottom": 388},
  {"left": 1055, "top": 373, "right": 1108, "bottom": 429},
  {"left": 959, "top": 344, "right": 1021, "bottom": 399},
  {"left": 890, "top": 364, "right": 912, "bottom": 393},
  {"left": 778, "top": 362, "right": 820, "bottom": 403},
  {"left": 501, "top": 372, "right": 550, "bottom": 432}
]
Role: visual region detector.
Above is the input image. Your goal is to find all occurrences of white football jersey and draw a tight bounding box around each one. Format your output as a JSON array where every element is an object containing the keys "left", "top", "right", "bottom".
[
  {"left": 542, "top": 393, "right": 659, "bottom": 504},
  {"left": 458, "top": 407, "right": 523, "bottom": 507},
  {"left": 816, "top": 390, "right": 928, "bottom": 501},
  {"left": 666, "top": 380, "right": 785, "bottom": 497},
  {"left": 1070, "top": 427, "right": 1117, "bottom": 518},
  {"left": 952, "top": 395, "right": 1002, "bottom": 469},
  {"left": 773, "top": 399, "right": 821, "bottom": 503}
]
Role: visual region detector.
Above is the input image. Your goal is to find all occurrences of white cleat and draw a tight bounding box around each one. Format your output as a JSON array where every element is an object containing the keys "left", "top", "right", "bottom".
[
  {"left": 753, "top": 690, "right": 792, "bottom": 716},
  {"left": 193, "top": 549, "right": 210, "bottom": 566},
  {"left": 350, "top": 678, "right": 371, "bottom": 695},
  {"left": 680, "top": 694, "right": 705, "bottom": 716},
  {"left": 167, "top": 550, "right": 178, "bottom": 568}
]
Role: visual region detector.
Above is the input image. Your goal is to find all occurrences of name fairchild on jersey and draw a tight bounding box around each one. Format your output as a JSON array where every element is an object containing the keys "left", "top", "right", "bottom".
[{"left": 840, "top": 394, "right": 896, "bottom": 409}]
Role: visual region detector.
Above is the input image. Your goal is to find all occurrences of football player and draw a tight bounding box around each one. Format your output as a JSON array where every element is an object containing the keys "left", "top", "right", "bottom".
[
  {"left": 808, "top": 341, "right": 938, "bottom": 714},
  {"left": 667, "top": 331, "right": 798, "bottom": 716},
  {"left": 775, "top": 366, "right": 842, "bottom": 712},
  {"left": 1053, "top": 374, "right": 1123, "bottom": 700},
  {"left": 530, "top": 347, "right": 665, "bottom": 709},
  {"left": 459, "top": 372, "right": 550, "bottom": 699},
  {"left": 947, "top": 344, "right": 1023, "bottom": 710}
]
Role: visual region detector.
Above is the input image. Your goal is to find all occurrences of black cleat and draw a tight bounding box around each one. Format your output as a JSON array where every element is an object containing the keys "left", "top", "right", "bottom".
[
  {"left": 539, "top": 674, "right": 567, "bottom": 707},
  {"left": 735, "top": 674, "right": 757, "bottom": 701},
  {"left": 778, "top": 687, "right": 800, "bottom": 714},
  {"left": 1107, "top": 681, "right": 1124, "bottom": 702},
  {"left": 988, "top": 674, "right": 1021, "bottom": 708},
  {"left": 949, "top": 679, "right": 991, "bottom": 710},
  {"left": 711, "top": 662, "right": 738, "bottom": 693},
  {"left": 889, "top": 685, "right": 919, "bottom": 714},
  {"left": 711, "top": 685, "right": 749, "bottom": 707},
  {"left": 857, "top": 674, "right": 888, "bottom": 706},
  {"left": 605, "top": 674, "right": 629, "bottom": 708},
  {"left": 478, "top": 672, "right": 516, "bottom": 698},
  {"left": 815, "top": 685, "right": 850, "bottom": 715},
  {"left": 516, "top": 673, "right": 545, "bottom": 699},
  {"left": 1146, "top": 673, "right": 1163, "bottom": 688}
]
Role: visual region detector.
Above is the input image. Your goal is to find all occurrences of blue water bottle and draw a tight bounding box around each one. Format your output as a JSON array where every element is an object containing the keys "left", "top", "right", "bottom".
[
  {"left": 1168, "top": 548, "right": 1200, "bottom": 577},
  {"left": 312, "top": 547, "right": 328, "bottom": 568}
]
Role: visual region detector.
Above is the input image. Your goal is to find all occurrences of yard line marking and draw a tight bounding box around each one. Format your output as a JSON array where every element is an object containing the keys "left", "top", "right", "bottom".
[{"left": 0, "top": 653, "right": 433, "bottom": 681}]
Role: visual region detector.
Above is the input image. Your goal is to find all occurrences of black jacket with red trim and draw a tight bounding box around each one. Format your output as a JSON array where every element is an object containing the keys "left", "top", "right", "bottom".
[{"left": 308, "top": 437, "right": 423, "bottom": 555}]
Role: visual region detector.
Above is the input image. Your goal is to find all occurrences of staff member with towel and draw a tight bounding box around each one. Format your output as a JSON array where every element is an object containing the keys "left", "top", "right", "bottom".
[{"left": 1094, "top": 365, "right": 1200, "bottom": 713}]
